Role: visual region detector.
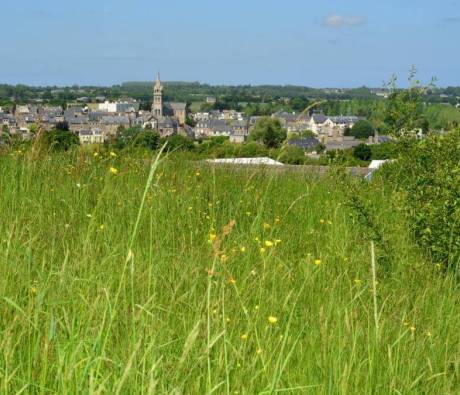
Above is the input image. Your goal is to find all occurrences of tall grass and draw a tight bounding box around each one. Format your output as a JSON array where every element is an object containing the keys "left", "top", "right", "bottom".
[{"left": 0, "top": 149, "right": 458, "bottom": 394}]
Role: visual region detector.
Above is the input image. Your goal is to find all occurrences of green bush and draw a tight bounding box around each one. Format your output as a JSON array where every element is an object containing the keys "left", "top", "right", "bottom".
[
  {"left": 278, "top": 145, "right": 306, "bottom": 165},
  {"left": 44, "top": 129, "right": 79, "bottom": 151},
  {"left": 353, "top": 143, "right": 372, "bottom": 161},
  {"left": 380, "top": 130, "right": 460, "bottom": 269}
]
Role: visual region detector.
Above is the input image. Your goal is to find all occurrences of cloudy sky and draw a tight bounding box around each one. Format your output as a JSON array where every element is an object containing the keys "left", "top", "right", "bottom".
[{"left": 1, "top": 0, "right": 459, "bottom": 87}]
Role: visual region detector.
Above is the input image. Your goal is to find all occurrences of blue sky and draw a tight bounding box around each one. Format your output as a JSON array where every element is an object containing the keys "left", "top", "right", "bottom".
[{"left": 1, "top": 0, "right": 459, "bottom": 87}]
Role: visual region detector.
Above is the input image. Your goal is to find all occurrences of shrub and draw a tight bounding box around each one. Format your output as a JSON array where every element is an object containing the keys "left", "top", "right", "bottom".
[
  {"left": 379, "top": 130, "right": 460, "bottom": 269},
  {"left": 278, "top": 145, "right": 305, "bottom": 165},
  {"left": 44, "top": 129, "right": 79, "bottom": 151},
  {"left": 353, "top": 143, "right": 372, "bottom": 161}
]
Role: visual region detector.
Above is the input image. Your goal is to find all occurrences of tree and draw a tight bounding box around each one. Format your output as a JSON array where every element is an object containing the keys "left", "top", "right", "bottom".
[
  {"left": 162, "top": 134, "right": 194, "bottom": 151},
  {"left": 353, "top": 143, "right": 372, "bottom": 161},
  {"left": 345, "top": 120, "right": 375, "bottom": 139},
  {"left": 384, "top": 67, "right": 434, "bottom": 135},
  {"left": 249, "top": 117, "right": 287, "bottom": 148},
  {"left": 55, "top": 121, "right": 70, "bottom": 131},
  {"left": 133, "top": 130, "right": 160, "bottom": 150},
  {"left": 278, "top": 146, "right": 305, "bottom": 165},
  {"left": 44, "top": 129, "right": 79, "bottom": 151}
]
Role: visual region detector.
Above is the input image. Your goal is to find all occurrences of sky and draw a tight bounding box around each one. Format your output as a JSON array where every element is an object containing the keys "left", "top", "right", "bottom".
[{"left": 1, "top": 0, "right": 459, "bottom": 87}]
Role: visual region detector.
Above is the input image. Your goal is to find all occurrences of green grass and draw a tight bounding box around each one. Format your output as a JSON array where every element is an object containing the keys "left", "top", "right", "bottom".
[{"left": 0, "top": 148, "right": 459, "bottom": 394}]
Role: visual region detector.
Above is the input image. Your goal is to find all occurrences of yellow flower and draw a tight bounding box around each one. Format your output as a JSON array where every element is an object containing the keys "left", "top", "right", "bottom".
[
  {"left": 320, "top": 219, "right": 325, "bottom": 224},
  {"left": 274, "top": 217, "right": 280, "bottom": 223},
  {"left": 240, "top": 246, "right": 246, "bottom": 253},
  {"left": 410, "top": 326, "right": 416, "bottom": 333},
  {"left": 268, "top": 316, "right": 278, "bottom": 324},
  {"left": 93, "top": 152, "right": 98, "bottom": 157},
  {"left": 99, "top": 224, "right": 105, "bottom": 230},
  {"left": 425, "top": 331, "right": 432, "bottom": 337},
  {"left": 229, "top": 277, "right": 236, "bottom": 284},
  {"left": 220, "top": 254, "right": 229, "bottom": 263},
  {"left": 274, "top": 239, "right": 282, "bottom": 245},
  {"left": 240, "top": 333, "right": 248, "bottom": 340},
  {"left": 263, "top": 223, "right": 271, "bottom": 230},
  {"left": 109, "top": 167, "right": 118, "bottom": 175},
  {"left": 314, "top": 259, "right": 322, "bottom": 266},
  {"left": 110, "top": 151, "right": 117, "bottom": 157},
  {"left": 256, "top": 348, "right": 263, "bottom": 354},
  {"left": 188, "top": 206, "right": 193, "bottom": 211},
  {"left": 246, "top": 211, "right": 251, "bottom": 216},
  {"left": 327, "top": 220, "right": 332, "bottom": 225},
  {"left": 31, "top": 287, "right": 37, "bottom": 294},
  {"left": 209, "top": 233, "right": 217, "bottom": 241},
  {"left": 260, "top": 247, "right": 266, "bottom": 254},
  {"left": 354, "top": 278, "right": 362, "bottom": 285},
  {"left": 195, "top": 172, "right": 200, "bottom": 176},
  {"left": 264, "top": 240, "right": 274, "bottom": 247}
]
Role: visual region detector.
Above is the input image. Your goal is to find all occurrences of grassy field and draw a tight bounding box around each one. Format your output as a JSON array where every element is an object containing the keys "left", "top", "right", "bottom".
[{"left": 0, "top": 148, "right": 459, "bottom": 394}]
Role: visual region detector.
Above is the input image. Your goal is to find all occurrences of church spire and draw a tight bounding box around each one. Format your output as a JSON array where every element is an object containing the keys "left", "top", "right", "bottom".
[{"left": 152, "top": 71, "right": 163, "bottom": 117}]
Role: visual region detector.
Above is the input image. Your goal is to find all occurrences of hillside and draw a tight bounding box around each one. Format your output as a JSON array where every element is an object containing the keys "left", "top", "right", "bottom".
[{"left": 0, "top": 149, "right": 458, "bottom": 393}]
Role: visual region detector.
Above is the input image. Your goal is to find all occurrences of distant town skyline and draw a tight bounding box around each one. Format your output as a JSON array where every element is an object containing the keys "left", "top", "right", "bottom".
[{"left": 1, "top": 0, "right": 459, "bottom": 87}]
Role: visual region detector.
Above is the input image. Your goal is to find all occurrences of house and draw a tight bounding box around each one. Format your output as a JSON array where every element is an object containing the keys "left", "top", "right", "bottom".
[
  {"left": 79, "top": 128, "right": 104, "bottom": 144},
  {"left": 288, "top": 137, "right": 321, "bottom": 151}
]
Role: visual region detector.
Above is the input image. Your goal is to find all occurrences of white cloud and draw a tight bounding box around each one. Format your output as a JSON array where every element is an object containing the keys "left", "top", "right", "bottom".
[{"left": 323, "top": 14, "right": 367, "bottom": 28}]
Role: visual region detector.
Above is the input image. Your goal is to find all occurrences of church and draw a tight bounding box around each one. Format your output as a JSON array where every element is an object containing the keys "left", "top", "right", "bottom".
[{"left": 144, "top": 73, "right": 187, "bottom": 137}]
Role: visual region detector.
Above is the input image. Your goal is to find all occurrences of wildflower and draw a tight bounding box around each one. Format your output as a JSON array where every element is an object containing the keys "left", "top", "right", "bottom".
[
  {"left": 274, "top": 239, "right": 282, "bottom": 245},
  {"left": 268, "top": 316, "right": 278, "bottom": 324},
  {"left": 229, "top": 277, "right": 236, "bottom": 284},
  {"left": 314, "top": 259, "right": 322, "bottom": 266},
  {"left": 327, "top": 220, "right": 332, "bottom": 225},
  {"left": 110, "top": 151, "right": 117, "bottom": 157},
  {"left": 246, "top": 211, "right": 251, "bottom": 216},
  {"left": 254, "top": 305, "right": 259, "bottom": 310},
  {"left": 76, "top": 183, "right": 81, "bottom": 188},
  {"left": 320, "top": 219, "right": 325, "bottom": 224},
  {"left": 196, "top": 172, "right": 200, "bottom": 176},
  {"left": 109, "top": 167, "right": 119, "bottom": 175},
  {"left": 260, "top": 247, "right": 266, "bottom": 254},
  {"left": 354, "top": 278, "right": 362, "bottom": 285},
  {"left": 86, "top": 214, "right": 92, "bottom": 218},
  {"left": 256, "top": 348, "right": 263, "bottom": 354},
  {"left": 209, "top": 233, "right": 217, "bottom": 242},
  {"left": 240, "top": 334, "right": 248, "bottom": 340},
  {"left": 264, "top": 240, "right": 274, "bottom": 248},
  {"left": 255, "top": 236, "right": 260, "bottom": 242},
  {"left": 250, "top": 269, "right": 257, "bottom": 276},
  {"left": 220, "top": 254, "right": 229, "bottom": 263},
  {"left": 410, "top": 326, "right": 416, "bottom": 333},
  {"left": 263, "top": 223, "right": 271, "bottom": 230},
  {"left": 99, "top": 224, "right": 105, "bottom": 230},
  {"left": 226, "top": 317, "right": 231, "bottom": 322},
  {"left": 93, "top": 152, "right": 98, "bottom": 157},
  {"left": 188, "top": 206, "right": 193, "bottom": 211},
  {"left": 31, "top": 287, "right": 37, "bottom": 294},
  {"left": 403, "top": 321, "right": 409, "bottom": 326},
  {"left": 240, "top": 246, "right": 246, "bottom": 253},
  {"left": 426, "top": 331, "right": 432, "bottom": 337},
  {"left": 274, "top": 217, "right": 280, "bottom": 223}
]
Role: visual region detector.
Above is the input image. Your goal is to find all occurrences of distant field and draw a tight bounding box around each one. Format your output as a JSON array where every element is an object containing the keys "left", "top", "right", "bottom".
[
  {"left": 0, "top": 149, "right": 458, "bottom": 393},
  {"left": 190, "top": 101, "right": 204, "bottom": 112}
]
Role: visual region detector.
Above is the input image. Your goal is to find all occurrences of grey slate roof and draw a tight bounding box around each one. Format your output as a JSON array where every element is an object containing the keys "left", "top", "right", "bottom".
[{"left": 288, "top": 137, "right": 321, "bottom": 150}]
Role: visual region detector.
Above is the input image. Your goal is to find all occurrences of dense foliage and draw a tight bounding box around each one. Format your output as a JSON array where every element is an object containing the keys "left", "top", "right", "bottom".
[
  {"left": 379, "top": 130, "right": 460, "bottom": 269},
  {"left": 249, "top": 117, "right": 287, "bottom": 148}
]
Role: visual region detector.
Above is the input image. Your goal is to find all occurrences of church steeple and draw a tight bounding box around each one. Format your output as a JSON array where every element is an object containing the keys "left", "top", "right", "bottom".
[{"left": 152, "top": 72, "right": 163, "bottom": 117}]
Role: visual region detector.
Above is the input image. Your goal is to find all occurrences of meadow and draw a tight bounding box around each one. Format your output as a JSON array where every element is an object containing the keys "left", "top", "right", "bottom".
[{"left": 0, "top": 148, "right": 458, "bottom": 394}]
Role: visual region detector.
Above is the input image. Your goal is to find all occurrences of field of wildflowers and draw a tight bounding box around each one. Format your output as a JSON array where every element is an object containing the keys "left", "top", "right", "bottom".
[{"left": 0, "top": 148, "right": 458, "bottom": 393}]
